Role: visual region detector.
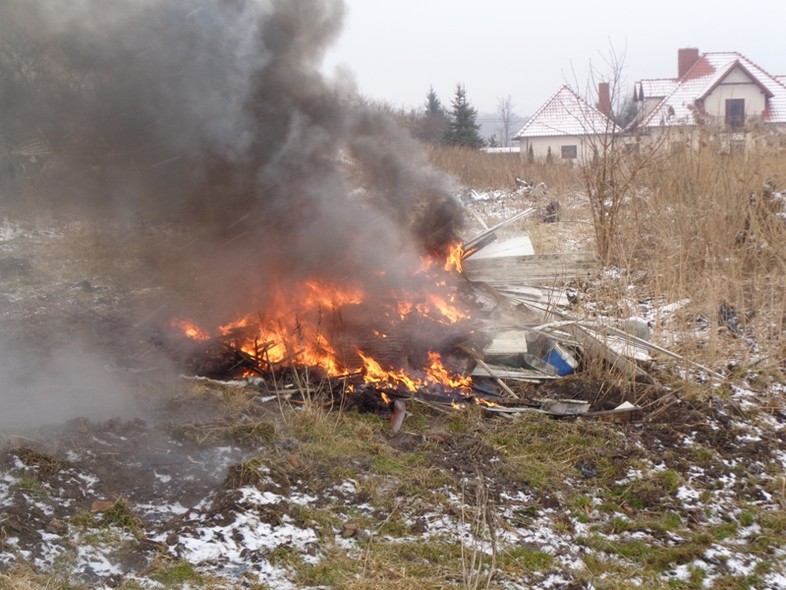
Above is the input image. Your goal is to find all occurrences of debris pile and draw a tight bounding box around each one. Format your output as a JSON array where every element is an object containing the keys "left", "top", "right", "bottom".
[{"left": 158, "top": 208, "right": 723, "bottom": 427}]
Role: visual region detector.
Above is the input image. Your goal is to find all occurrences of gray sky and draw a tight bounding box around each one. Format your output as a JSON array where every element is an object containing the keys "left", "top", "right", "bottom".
[{"left": 322, "top": 0, "right": 786, "bottom": 119}]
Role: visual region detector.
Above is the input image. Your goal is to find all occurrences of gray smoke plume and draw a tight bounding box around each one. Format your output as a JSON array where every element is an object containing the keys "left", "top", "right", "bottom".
[
  {"left": 0, "top": 0, "right": 467, "bottom": 430},
  {"left": 0, "top": 0, "right": 463, "bottom": 318}
]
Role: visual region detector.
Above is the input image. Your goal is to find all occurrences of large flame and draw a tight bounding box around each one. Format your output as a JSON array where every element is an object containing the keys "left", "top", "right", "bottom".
[
  {"left": 355, "top": 350, "right": 471, "bottom": 395},
  {"left": 170, "top": 248, "right": 473, "bottom": 395},
  {"left": 444, "top": 241, "right": 464, "bottom": 273},
  {"left": 217, "top": 280, "right": 365, "bottom": 376}
]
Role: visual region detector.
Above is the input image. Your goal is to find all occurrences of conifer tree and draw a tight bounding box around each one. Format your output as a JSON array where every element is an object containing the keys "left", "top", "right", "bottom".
[
  {"left": 416, "top": 85, "right": 450, "bottom": 143},
  {"left": 425, "top": 86, "right": 444, "bottom": 117},
  {"left": 442, "top": 84, "right": 484, "bottom": 149}
]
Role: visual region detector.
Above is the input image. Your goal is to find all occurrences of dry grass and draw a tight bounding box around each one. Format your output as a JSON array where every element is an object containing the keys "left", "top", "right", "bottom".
[
  {"left": 429, "top": 142, "right": 786, "bottom": 373},
  {"left": 619, "top": 147, "right": 786, "bottom": 368},
  {"left": 424, "top": 144, "right": 581, "bottom": 194}
]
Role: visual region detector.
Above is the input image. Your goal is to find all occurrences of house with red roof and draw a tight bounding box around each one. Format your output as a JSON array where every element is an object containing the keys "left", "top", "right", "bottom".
[
  {"left": 512, "top": 85, "right": 619, "bottom": 163},
  {"left": 631, "top": 48, "right": 786, "bottom": 151}
]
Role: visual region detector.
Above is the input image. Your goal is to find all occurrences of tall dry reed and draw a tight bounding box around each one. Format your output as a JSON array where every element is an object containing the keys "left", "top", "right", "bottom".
[
  {"left": 424, "top": 144, "right": 582, "bottom": 194},
  {"left": 620, "top": 146, "right": 786, "bottom": 367},
  {"left": 428, "top": 141, "right": 786, "bottom": 371}
]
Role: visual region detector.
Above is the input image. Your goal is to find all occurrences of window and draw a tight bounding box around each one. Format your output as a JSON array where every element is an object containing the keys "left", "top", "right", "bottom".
[
  {"left": 561, "top": 145, "right": 577, "bottom": 159},
  {"left": 725, "top": 99, "right": 745, "bottom": 129}
]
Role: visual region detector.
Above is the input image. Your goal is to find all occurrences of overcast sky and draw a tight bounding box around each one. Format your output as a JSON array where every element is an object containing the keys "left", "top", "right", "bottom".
[{"left": 322, "top": 0, "right": 786, "bottom": 120}]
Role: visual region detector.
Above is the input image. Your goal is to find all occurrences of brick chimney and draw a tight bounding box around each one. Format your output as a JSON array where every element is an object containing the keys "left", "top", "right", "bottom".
[
  {"left": 678, "top": 47, "right": 700, "bottom": 79},
  {"left": 598, "top": 82, "right": 611, "bottom": 117}
]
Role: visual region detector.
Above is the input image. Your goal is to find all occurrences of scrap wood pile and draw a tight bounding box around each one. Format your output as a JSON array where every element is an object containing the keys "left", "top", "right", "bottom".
[
  {"left": 159, "top": 208, "right": 722, "bottom": 424},
  {"left": 458, "top": 209, "right": 725, "bottom": 419}
]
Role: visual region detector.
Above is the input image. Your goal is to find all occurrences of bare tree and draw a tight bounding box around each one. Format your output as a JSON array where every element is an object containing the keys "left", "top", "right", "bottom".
[
  {"left": 496, "top": 95, "right": 515, "bottom": 147},
  {"left": 569, "top": 46, "right": 670, "bottom": 264}
]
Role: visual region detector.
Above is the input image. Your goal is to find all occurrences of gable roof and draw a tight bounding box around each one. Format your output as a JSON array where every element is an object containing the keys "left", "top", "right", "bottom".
[
  {"left": 636, "top": 52, "right": 786, "bottom": 128},
  {"left": 512, "top": 85, "right": 619, "bottom": 139}
]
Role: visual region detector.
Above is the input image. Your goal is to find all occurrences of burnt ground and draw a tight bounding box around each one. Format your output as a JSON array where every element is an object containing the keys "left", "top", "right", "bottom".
[{"left": 1, "top": 217, "right": 786, "bottom": 589}]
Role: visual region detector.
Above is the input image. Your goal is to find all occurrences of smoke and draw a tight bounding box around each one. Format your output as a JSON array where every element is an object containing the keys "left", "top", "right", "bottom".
[
  {"left": 1, "top": 0, "right": 462, "bottom": 301},
  {"left": 0, "top": 334, "right": 140, "bottom": 429},
  {"left": 0, "top": 0, "right": 466, "bottom": 426}
]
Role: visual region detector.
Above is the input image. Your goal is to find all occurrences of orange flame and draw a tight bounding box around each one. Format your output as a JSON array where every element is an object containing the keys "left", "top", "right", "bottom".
[
  {"left": 169, "top": 317, "right": 211, "bottom": 341},
  {"left": 356, "top": 349, "right": 470, "bottom": 394},
  {"left": 426, "top": 294, "right": 467, "bottom": 323},
  {"left": 425, "top": 352, "right": 471, "bottom": 390},
  {"left": 212, "top": 279, "right": 367, "bottom": 373},
  {"left": 357, "top": 350, "right": 420, "bottom": 392},
  {"left": 168, "top": 266, "right": 474, "bottom": 397},
  {"left": 444, "top": 241, "right": 464, "bottom": 273}
]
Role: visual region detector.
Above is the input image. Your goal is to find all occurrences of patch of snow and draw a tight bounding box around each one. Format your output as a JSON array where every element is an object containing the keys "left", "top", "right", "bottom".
[
  {"left": 238, "top": 486, "right": 317, "bottom": 507},
  {"left": 539, "top": 572, "right": 582, "bottom": 588},
  {"left": 773, "top": 449, "right": 786, "bottom": 470},
  {"left": 0, "top": 220, "right": 27, "bottom": 241},
  {"left": 764, "top": 571, "right": 786, "bottom": 589},
  {"left": 615, "top": 468, "right": 644, "bottom": 485},
  {"left": 704, "top": 545, "right": 758, "bottom": 576},
  {"left": 135, "top": 500, "right": 192, "bottom": 523},
  {"left": 154, "top": 471, "right": 172, "bottom": 483},
  {"left": 75, "top": 544, "right": 124, "bottom": 577},
  {"left": 332, "top": 480, "right": 357, "bottom": 496},
  {"left": 736, "top": 524, "right": 762, "bottom": 541},
  {"left": 737, "top": 432, "right": 762, "bottom": 442},
  {"left": 170, "top": 511, "right": 318, "bottom": 589},
  {"left": 676, "top": 485, "right": 701, "bottom": 505}
]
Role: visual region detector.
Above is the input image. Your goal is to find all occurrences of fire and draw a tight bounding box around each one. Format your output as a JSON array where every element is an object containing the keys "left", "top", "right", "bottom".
[
  {"left": 426, "top": 294, "right": 467, "bottom": 323},
  {"left": 357, "top": 350, "right": 420, "bottom": 392},
  {"left": 167, "top": 245, "right": 475, "bottom": 402},
  {"left": 444, "top": 241, "right": 464, "bottom": 273},
  {"left": 211, "top": 279, "right": 367, "bottom": 374},
  {"left": 355, "top": 349, "right": 470, "bottom": 395},
  {"left": 299, "top": 279, "right": 365, "bottom": 309},
  {"left": 169, "top": 317, "right": 210, "bottom": 341},
  {"left": 425, "top": 352, "right": 471, "bottom": 390}
]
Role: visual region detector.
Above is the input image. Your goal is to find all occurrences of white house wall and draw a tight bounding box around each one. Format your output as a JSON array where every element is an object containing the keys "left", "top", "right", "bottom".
[
  {"left": 640, "top": 97, "right": 664, "bottom": 120},
  {"left": 519, "top": 135, "right": 599, "bottom": 164},
  {"left": 703, "top": 68, "right": 768, "bottom": 120}
]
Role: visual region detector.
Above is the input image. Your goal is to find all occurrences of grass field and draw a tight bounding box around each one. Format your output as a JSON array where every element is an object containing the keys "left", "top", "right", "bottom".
[{"left": 1, "top": 141, "right": 786, "bottom": 589}]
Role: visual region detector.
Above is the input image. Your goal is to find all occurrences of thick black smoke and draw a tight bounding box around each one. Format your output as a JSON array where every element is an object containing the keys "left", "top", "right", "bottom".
[
  {"left": 0, "top": 0, "right": 464, "bottom": 321},
  {"left": 0, "top": 0, "right": 472, "bottom": 430}
]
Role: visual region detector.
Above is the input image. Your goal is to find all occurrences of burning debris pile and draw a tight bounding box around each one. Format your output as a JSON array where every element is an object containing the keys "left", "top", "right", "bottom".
[
  {"left": 158, "top": 205, "right": 685, "bottom": 424},
  {"left": 158, "top": 239, "right": 490, "bottom": 412},
  {"left": 155, "top": 183, "right": 734, "bottom": 428}
]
